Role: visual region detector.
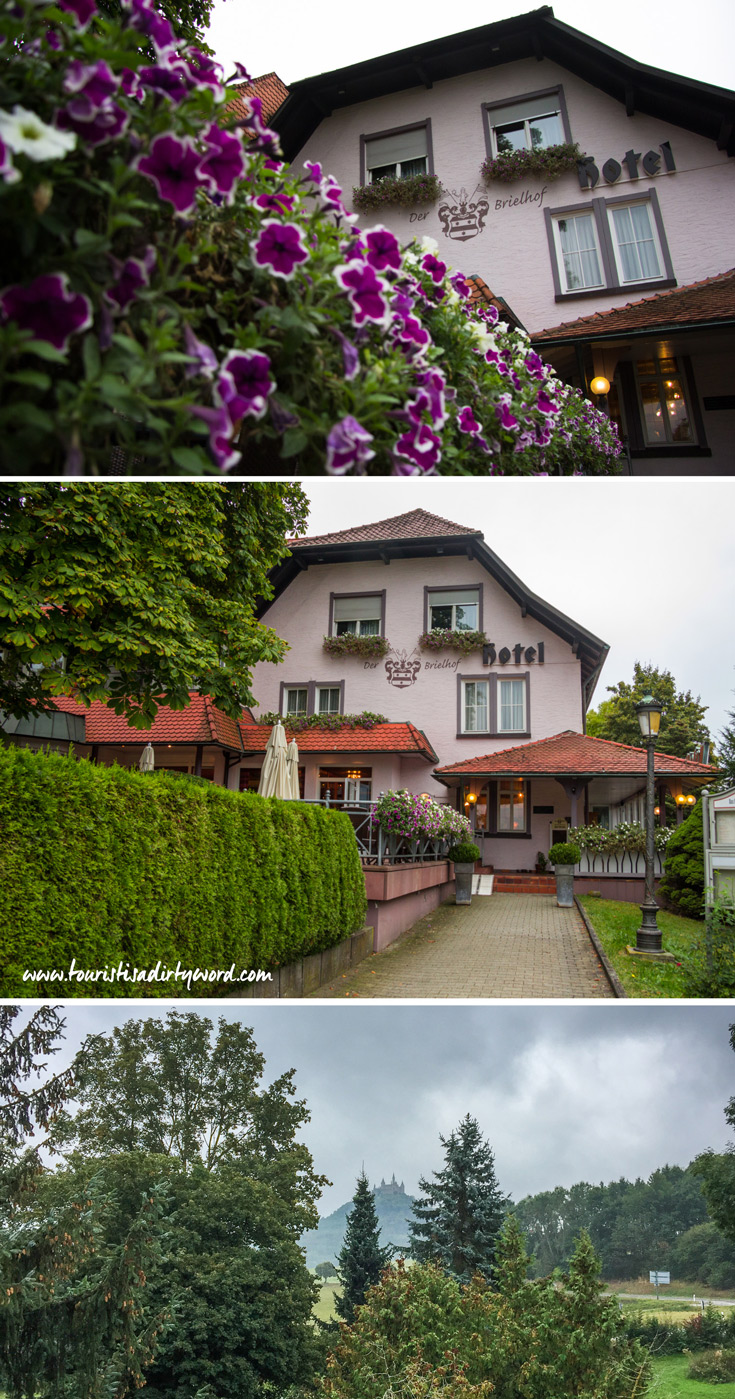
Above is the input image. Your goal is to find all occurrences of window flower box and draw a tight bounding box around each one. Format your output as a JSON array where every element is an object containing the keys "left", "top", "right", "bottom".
[
  {"left": 351, "top": 173, "right": 443, "bottom": 212},
  {"left": 257, "top": 710, "right": 387, "bottom": 732},
  {"left": 418, "top": 628, "right": 487, "bottom": 655},
  {"left": 323, "top": 634, "right": 390, "bottom": 659},
  {"left": 481, "top": 143, "right": 583, "bottom": 185}
]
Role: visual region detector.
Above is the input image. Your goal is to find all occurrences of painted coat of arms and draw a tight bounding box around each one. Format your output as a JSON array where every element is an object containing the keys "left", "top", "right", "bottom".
[
  {"left": 385, "top": 649, "right": 422, "bottom": 688},
  {"left": 437, "top": 186, "right": 490, "bottom": 241}
]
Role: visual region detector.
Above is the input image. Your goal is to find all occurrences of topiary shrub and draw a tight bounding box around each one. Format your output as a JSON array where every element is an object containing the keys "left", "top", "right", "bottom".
[
  {"left": 447, "top": 841, "right": 481, "bottom": 864},
  {"left": 687, "top": 1348, "right": 735, "bottom": 1382},
  {"left": 658, "top": 798, "right": 705, "bottom": 918},
  {"left": 549, "top": 841, "right": 581, "bottom": 865},
  {"left": 0, "top": 743, "right": 367, "bottom": 996}
]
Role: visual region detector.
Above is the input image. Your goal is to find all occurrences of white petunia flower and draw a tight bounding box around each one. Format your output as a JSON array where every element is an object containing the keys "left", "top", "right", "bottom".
[
  {"left": 468, "top": 321, "right": 497, "bottom": 353},
  {"left": 0, "top": 106, "right": 76, "bottom": 161},
  {"left": 418, "top": 234, "right": 439, "bottom": 256}
]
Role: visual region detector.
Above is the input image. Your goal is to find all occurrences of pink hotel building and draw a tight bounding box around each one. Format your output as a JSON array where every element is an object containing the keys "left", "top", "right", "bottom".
[{"left": 269, "top": 7, "right": 735, "bottom": 472}]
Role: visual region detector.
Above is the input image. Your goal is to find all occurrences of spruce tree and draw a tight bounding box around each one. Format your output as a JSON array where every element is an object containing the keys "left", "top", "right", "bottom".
[
  {"left": 719, "top": 694, "right": 735, "bottom": 786},
  {"left": 335, "top": 1172, "right": 394, "bottom": 1321},
  {"left": 408, "top": 1114, "right": 509, "bottom": 1282}
]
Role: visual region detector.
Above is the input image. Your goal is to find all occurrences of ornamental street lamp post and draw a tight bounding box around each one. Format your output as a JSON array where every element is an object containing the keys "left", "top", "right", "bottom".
[{"left": 635, "top": 694, "right": 664, "bottom": 953}]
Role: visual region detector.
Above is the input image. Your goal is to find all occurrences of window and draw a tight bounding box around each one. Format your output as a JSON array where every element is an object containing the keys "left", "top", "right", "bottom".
[
  {"left": 463, "top": 680, "right": 490, "bottom": 733},
  {"left": 317, "top": 686, "right": 341, "bottom": 714},
  {"left": 636, "top": 357, "right": 694, "bottom": 446},
  {"left": 498, "top": 779, "right": 527, "bottom": 832},
  {"left": 363, "top": 124, "right": 429, "bottom": 184},
  {"left": 331, "top": 593, "right": 383, "bottom": 637},
  {"left": 545, "top": 190, "right": 675, "bottom": 302},
  {"left": 280, "top": 680, "right": 345, "bottom": 717},
  {"left": 498, "top": 678, "right": 526, "bottom": 732},
  {"left": 483, "top": 88, "right": 570, "bottom": 159},
  {"left": 284, "top": 687, "right": 307, "bottom": 716},
  {"left": 319, "top": 767, "right": 372, "bottom": 803},
  {"left": 428, "top": 587, "right": 479, "bottom": 632},
  {"left": 609, "top": 203, "right": 662, "bottom": 284},
  {"left": 458, "top": 674, "right": 530, "bottom": 737}
]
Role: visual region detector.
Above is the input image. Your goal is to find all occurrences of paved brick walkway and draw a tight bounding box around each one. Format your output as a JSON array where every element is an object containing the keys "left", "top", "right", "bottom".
[{"left": 313, "top": 894, "right": 615, "bottom": 998}]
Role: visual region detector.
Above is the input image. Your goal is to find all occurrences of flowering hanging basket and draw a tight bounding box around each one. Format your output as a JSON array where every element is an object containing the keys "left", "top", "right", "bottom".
[
  {"left": 481, "top": 143, "right": 583, "bottom": 185},
  {"left": 352, "top": 173, "right": 443, "bottom": 212},
  {"left": 322, "top": 634, "right": 390, "bottom": 659},
  {"left": 418, "top": 629, "right": 487, "bottom": 655}
]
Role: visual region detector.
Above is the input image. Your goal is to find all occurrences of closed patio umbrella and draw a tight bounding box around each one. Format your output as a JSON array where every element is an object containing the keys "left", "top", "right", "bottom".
[
  {"left": 258, "top": 721, "right": 290, "bottom": 798},
  {"left": 285, "top": 737, "right": 300, "bottom": 800},
  {"left": 139, "top": 743, "right": 154, "bottom": 773}
]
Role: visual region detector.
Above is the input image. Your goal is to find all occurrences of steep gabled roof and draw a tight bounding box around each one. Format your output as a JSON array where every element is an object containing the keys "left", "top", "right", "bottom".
[
  {"left": 434, "top": 730, "right": 717, "bottom": 779},
  {"left": 239, "top": 718, "right": 438, "bottom": 762},
  {"left": 267, "top": 508, "right": 609, "bottom": 701},
  {"left": 225, "top": 72, "right": 289, "bottom": 125},
  {"left": 533, "top": 267, "right": 735, "bottom": 344},
  {"left": 273, "top": 7, "right": 735, "bottom": 161}
]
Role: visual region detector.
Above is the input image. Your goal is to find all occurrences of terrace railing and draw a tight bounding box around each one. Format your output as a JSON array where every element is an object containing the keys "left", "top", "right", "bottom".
[
  {"left": 576, "top": 849, "right": 664, "bottom": 877},
  {"left": 302, "top": 797, "right": 451, "bottom": 865}
]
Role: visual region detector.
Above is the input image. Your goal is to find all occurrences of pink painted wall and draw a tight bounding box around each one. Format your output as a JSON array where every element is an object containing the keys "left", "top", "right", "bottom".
[
  {"left": 251, "top": 553, "right": 585, "bottom": 802},
  {"left": 296, "top": 55, "right": 735, "bottom": 334}
]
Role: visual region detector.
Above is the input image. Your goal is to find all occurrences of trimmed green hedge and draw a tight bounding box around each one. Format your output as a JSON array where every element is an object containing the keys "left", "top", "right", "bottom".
[{"left": 0, "top": 745, "right": 367, "bottom": 997}]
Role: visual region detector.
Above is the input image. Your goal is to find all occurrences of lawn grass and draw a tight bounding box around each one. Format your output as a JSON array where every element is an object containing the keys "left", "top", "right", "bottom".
[
  {"left": 579, "top": 896, "right": 704, "bottom": 997},
  {"left": 649, "top": 1352, "right": 735, "bottom": 1396},
  {"left": 606, "top": 1281, "right": 735, "bottom": 1301},
  {"left": 313, "top": 1279, "right": 341, "bottom": 1322}
]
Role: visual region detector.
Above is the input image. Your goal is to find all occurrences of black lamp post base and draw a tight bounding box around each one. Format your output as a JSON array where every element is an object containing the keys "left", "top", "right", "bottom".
[
  {"left": 635, "top": 902, "right": 664, "bottom": 954},
  {"left": 625, "top": 944, "right": 678, "bottom": 963}
]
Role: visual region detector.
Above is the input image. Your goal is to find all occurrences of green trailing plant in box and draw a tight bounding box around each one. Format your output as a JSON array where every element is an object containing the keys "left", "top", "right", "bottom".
[
  {"left": 0, "top": 744, "right": 367, "bottom": 996},
  {"left": 322, "top": 634, "right": 390, "bottom": 659},
  {"left": 447, "top": 841, "right": 481, "bottom": 865},
  {"left": 568, "top": 821, "right": 673, "bottom": 856},
  {"left": 257, "top": 710, "right": 388, "bottom": 731},
  {"left": 548, "top": 842, "right": 581, "bottom": 865},
  {"left": 418, "top": 628, "right": 487, "bottom": 655},
  {"left": 481, "top": 143, "right": 583, "bottom": 184},
  {"left": 351, "top": 173, "right": 443, "bottom": 212}
]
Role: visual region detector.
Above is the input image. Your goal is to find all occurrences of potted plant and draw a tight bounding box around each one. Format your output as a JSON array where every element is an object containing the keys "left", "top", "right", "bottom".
[
  {"left": 447, "top": 840, "right": 481, "bottom": 906},
  {"left": 536, "top": 851, "right": 547, "bottom": 874},
  {"left": 548, "top": 842, "right": 581, "bottom": 907}
]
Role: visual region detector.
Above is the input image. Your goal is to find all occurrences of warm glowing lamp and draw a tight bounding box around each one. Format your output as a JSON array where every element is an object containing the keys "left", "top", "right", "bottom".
[{"left": 590, "top": 375, "right": 610, "bottom": 395}]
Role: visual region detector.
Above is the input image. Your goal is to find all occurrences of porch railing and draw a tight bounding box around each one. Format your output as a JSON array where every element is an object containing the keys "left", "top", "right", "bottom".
[
  {"left": 576, "top": 849, "right": 664, "bottom": 877},
  {"left": 302, "top": 797, "right": 451, "bottom": 865}
]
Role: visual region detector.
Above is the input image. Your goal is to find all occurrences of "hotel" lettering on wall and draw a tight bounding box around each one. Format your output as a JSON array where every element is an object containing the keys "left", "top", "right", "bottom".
[
  {"left": 483, "top": 642, "right": 545, "bottom": 665},
  {"left": 577, "top": 142, "right": 676, "bottom": 190}
]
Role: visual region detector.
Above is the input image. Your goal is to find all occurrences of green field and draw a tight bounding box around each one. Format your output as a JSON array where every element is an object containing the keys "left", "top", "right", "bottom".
[
  {"left": 579, "top": 897, "right": 704, "bottom": 997},
  {"left": 313, "top": 1279, "right": 341, "bottom": 1322},
  {"left": 649, "top": 1353, "right": 735, "bottom": 1396}
]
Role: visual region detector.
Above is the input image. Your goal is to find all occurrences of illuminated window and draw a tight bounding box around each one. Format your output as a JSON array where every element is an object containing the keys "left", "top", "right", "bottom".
[
  {"left": 498, "top": 780, "right": 527, "bottom": 832},
  {"left": 635, "top": 358, "right": 694, "bottom": 446}
]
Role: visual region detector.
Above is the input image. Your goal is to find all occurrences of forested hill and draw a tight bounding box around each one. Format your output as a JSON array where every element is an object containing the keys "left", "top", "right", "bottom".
[{"left": 303, "top": 1176, "right": 415, "bottom": 1268}]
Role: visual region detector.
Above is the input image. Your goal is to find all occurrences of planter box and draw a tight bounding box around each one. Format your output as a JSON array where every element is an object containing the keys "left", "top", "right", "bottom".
[
  {"left": 555, "top": 866, "right": 576, "bottom": 907},
  {"left": 363, "top": 860, "right": 455, "bottom": 950},
  {"left": 454, "top": 861, "right": 475, "bottom": 905}
]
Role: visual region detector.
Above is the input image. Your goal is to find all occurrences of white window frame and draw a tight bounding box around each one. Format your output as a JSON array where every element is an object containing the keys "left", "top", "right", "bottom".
[
  {"left": 317, "top": 686, "right": 341, "bottom": 715},
  {"left": 551, "top": 211, "right": 605, "bottom": 294},
  {"left": 490, "top": 102, "right": 564, "bottom": 157},
  {"left": 364, "top": 126, "right": 429, "bottom": 185},
  {"left": 607, "top": 201, "right": 664, "bottom": 286},
  {"left": 634, "top": 357, "right": 695, "bottom": 448},
  {"left": 283, "top": 687, "right": 307, "bottom": 717},
  {"left": 332, "top": 593, "right": 383, "bottom": 638},
  {"left": 428, "top": 590, "right": 480, "bottom": 633},
  {"left": 498, "top": 678, "right": 527, "bottom": 733}
]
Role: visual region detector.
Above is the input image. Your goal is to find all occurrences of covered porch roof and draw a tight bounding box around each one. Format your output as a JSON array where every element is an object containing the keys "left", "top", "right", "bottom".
[{"left": 434, "top": 730, "right": 716, "bottom": 805}]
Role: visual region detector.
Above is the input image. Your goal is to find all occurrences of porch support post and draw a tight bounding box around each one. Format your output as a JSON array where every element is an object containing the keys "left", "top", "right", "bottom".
[
  {"left": 557, "top": 778, "right": 590, "bottom": 830},
  {"left": 222, "top": 751, "right": 230, "bottom": 788},
  {"left": 90, "top": 744, "right": 99, "bottom": 764},
  {"left": 194, "top": 743, "right": 203, "bottom": 778}
]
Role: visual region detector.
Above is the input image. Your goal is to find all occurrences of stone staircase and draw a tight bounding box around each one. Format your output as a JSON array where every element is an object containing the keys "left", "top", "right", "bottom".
[{"left": 490, "top": 870, "right": 557, "bottom": 895}]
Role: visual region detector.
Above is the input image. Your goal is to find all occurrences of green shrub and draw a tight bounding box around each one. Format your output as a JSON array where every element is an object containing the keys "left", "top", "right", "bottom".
[
  {"left": 658, "top": 798, "right": 705, "bottom": 918},
  {"left": 447, "top": 841, "right": 481, "bottom": 864},
  {"left": 687, "top": 1348, "right": 735, "bottom": 1382},
  {"left": 680, "top": 899, "right": 735, "bottom": 997},
  {"left": 0, "top": 744, "right": 366, "bottom": 996},
  {"left": 548, "top": 842, "right": 581, "bottom": 865}
]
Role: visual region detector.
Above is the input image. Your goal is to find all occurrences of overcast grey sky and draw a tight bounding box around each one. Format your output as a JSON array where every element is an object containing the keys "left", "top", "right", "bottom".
[
  {"left": 294, "top": 478, "right": 735, "bottom": 742},
  {"left": 24, "top": 1002, "right": 735, "bottom": 1215},
  {"left": 207, "top": 0, "right": 734, "bottom": 92}
]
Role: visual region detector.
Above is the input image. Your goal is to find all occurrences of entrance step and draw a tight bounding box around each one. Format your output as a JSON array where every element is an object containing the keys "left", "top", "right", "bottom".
[
  {"left": 472, "top": 874, "right": 494, "bottom": 896},
  {"left": 493, "top": 872, "right": 556, "bottom": 894}
]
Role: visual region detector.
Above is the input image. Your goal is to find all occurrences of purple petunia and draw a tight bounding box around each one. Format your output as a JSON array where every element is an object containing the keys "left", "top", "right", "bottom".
[
  {"left": 421, "top": 252, "right": 447, "bottom": 283},
  {"left": 364, "top": 225, "right": 402, "bottom": 273},
  {"left": 57, "top": 98, "right": 129, "bottom": 147},
  {"left": 216, "top": 348, "right": 274, "bottom": 421},
  {"left": 457, "top": 405, "right": 481, "bottom": 435},
  {"left": 58, "top": 0, "right": 97, "bottom": 26},
  {"left": 1, "top": 272, "right": 92, "bottom": 351},
  {"left": 183, "top": 324, "right": 218, "bottom": 378},
  {"left": 326, "top": 416, "right": 375, "bottom": 475},
  {"left": 139, "top": 61, "right": 193, "bottom": 103},
  {"left": 328, "top": 326, "right": 359, "bottom": 381},
  {"left": 64, "top": 59, "right": 118, "bottom": 104},
  {"left": 303, "top": 160, "right": 323, "bottom": 184},
  {"left": 394, "top": 422, "right": 442, "bottom": 474},
  {"left": 253, "top": 220, "right": 309, "bottom": 278},
  {"left": 494, "top": 399, "right": 519, "bottom": 432},
  {"left": 189, "top": 403, "right": 241, "bottom": 471},
  {"left": 334, "top": 262, "right": 389, "bottom": 327},
  {"left": 186, "top": 49, "right": 224, "bottom": 100},
  {"left": 253, "top": 190, "right": 296, "bottom": 216},
  {"left": 136, "top": 133, "right": 205, "bottom": 213},
  {"left": 200, "top": 123, "right": 247, "bottom": 202},
  {"left": 536, "top": 391, "right": 557, "bottom": 415},
  {"left": 124, "top": 0, "right": 175, "bottom": 54},
  {"left": 104, "top": 247, "right": 155, "bottom": 312}
]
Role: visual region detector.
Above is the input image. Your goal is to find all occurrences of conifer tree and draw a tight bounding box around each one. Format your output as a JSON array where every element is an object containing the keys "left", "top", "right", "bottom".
[
  {"left": 408, "top": 1114, "right": 509, "bottom": 1282},
  {"left": 335, "top": 1172, "right": 394, "bottom": 1322},
  {"left": 719, "top": 694, "right": 735, "bottom": 786}
]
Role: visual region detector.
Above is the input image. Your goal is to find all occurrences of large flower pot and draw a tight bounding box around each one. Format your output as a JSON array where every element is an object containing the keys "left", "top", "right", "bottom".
[
  {"left": 554, "top": 865, "right": 575, "bottom": 907},
  {"left": 454, "top": 862, "right": 475, "bottom": 905}
]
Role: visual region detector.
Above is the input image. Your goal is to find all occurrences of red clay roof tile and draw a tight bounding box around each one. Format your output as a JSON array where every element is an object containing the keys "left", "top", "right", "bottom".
[
  {"left": 225, "top": 72, "right": 289, "bottom": 125},
  {"left": 51, "top": 695, "right": 244, "bottom": 749},
  {"left": 291, "top": 507, "right": 480, "bottom": 549},
  {"left": 435, "top": 730, "right": 716, "bottom": 777},
  {"left": 533, "top": 267, "right": 735, "bottom": 342},
  {"left": 239, "top": 719, "right": 438, "bottom": 762}
]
